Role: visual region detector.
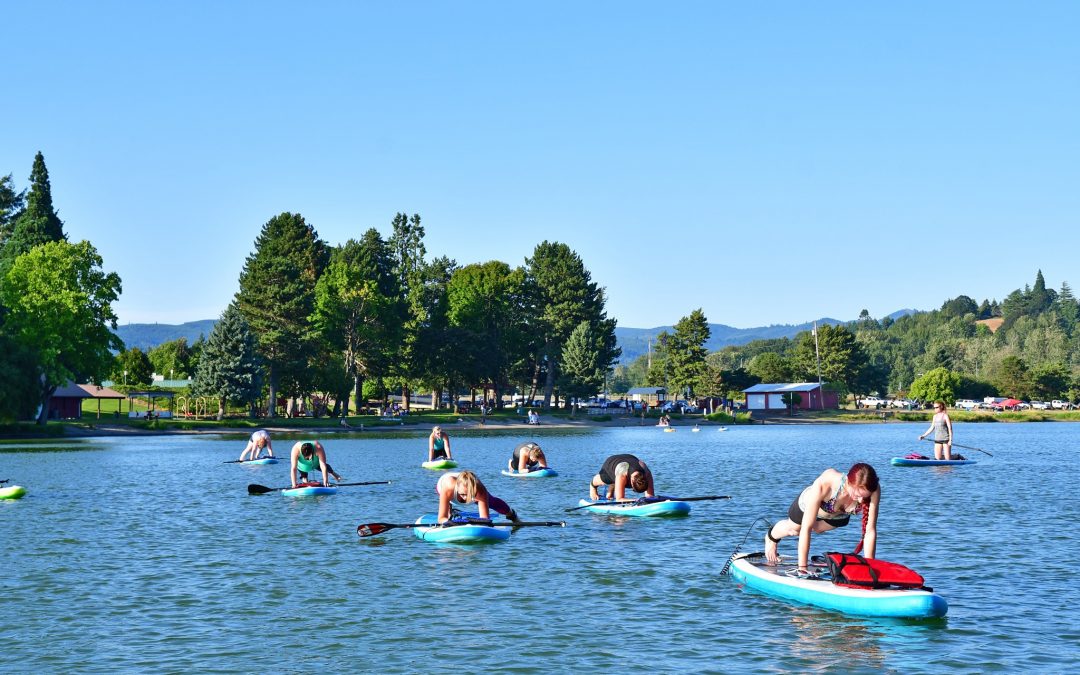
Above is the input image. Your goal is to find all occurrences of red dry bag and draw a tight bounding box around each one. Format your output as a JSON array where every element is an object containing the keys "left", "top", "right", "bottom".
[{"left": 826, "top": 552, "right": 928, "bottom": 590}]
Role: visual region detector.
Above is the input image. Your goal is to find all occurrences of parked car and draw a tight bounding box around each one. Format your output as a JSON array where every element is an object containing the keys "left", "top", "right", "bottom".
[
  {"left": 860, "top": 396, "right": 887, "bottom": 409},
  {"left": 890, "top": 398, "right": 914, "bottom": 409},
  {"left": 954, "top": 399, "right": 979, "bottom": 410},
  {"left": 1029, "top": 400, "right": 1050, "bottom": 410},
  {"left": 1051, "top": 400, "right": 1073, "bottom": 410}
]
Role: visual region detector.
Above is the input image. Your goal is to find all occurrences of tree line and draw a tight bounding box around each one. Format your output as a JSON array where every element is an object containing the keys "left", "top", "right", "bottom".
[{"left": 613, "top": 270, "right": 1080, "bottom": 406}]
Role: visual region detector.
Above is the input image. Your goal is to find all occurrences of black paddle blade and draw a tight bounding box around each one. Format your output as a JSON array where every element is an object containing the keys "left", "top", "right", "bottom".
[
  {"left": 356, "top": 522, "right": 412, "bottom": 537},
  {"left": 247, "top": 484, "right": 274, "bottom": 495}
]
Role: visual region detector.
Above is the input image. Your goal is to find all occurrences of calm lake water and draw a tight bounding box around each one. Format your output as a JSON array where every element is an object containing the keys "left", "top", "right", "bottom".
[{"left": 1, "top": 422, "right": 1077, "bottom": 673}]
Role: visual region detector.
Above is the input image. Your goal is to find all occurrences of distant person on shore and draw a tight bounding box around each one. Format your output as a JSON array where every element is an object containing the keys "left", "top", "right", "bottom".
[
  {"left": 527, "top": 409, "right": 539, "bottom": 425},
  {"left": 918, "top": 401, "right": 954, "bottom": 459},
  {"left": 507, "top": 442, "right": 548, "bottom": 473},
  {"left": 239, "top": 429, "right": 274, "bottom": 461},
  {"left": 290, "top": 441, "right": 342, "bottom": 487},
  {"left": 589, "top": 453, "right": 655, "bottom": 501},
  {"left": 428, "top": 426, "right": 452, "bottom": 462},
  {"left": 764, "top": 463, "right": 881, "bottom": 575},
  {"left": 436, "top": 470, "right": 519, "bottom": 524}
]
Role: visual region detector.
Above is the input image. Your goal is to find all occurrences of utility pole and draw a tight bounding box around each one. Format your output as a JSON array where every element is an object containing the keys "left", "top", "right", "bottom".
[{"left": 813, "top": 322, "right": 824, "bottom": 410}]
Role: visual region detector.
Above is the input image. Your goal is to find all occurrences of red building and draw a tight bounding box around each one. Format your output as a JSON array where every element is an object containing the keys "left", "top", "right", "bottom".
[{"left": 742, "top": 383, "right": 839, "bottom": 411}]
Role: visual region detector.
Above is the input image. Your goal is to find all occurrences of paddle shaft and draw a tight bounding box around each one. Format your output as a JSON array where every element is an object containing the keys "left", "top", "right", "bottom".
[
  {"left": 224, "top": 458, "right": 277, "bottom": 464},
  {"left": 248, "top": 480, "right": 390, "bottom": 494},
  {"left": 921, "top": 437, "right": 992, "bottom": 456},
  {"left": 357, "top": 520, "right": 565, "bottom": 537},
  {"left": 567, "top": 495, "right": 731, "bottom": 512}
]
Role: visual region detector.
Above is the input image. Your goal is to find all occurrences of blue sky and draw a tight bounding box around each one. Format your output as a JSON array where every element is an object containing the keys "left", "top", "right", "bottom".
[{"left": 3, "top": 2, "right": 1077, "bottom": 329}]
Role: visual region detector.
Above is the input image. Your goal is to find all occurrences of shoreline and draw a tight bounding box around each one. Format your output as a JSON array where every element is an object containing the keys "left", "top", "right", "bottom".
[{"left": 5, "top": 409, "right": 1071, "bottom": 440}]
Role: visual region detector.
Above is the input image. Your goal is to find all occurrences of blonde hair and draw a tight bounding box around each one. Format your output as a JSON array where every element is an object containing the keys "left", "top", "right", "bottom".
[
  {"left": 528, "top": 445, "right": 545, "bottom": 462},
  {"left": 455, "top": 470, "right": 481, "bottom": 503},
  {"left": 432, "top": 426, "right": 443, "bottom": 436}
]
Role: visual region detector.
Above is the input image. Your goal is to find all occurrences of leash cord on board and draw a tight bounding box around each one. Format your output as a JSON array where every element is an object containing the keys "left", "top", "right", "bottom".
[{"left": 720, "top": 517, "right": 773, "bottom": 576}]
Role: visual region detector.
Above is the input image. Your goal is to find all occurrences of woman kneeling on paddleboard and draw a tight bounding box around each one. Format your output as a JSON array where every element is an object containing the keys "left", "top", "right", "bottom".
[
  {"left": 437, "top": 471, "right": 519, "bottom": 523},
  {"left": 428, "top": 426, "right": 452, "bottom": 462},
  {"left": 764, "top": 463, "right": 880, "bottom": 574},
  {"left": 508, "top": 442, "right": 548, "bottom": 472},
  {"left": 290, "top": 441, "right": 343, "bottom": 488},
  {"left": 589, "top": 454, "right": 655, "bottom": 501}
]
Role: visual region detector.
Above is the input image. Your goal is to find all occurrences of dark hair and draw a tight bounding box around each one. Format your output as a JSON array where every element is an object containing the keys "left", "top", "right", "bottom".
[{"left": 301, "top": 442, "right": 314, "bottom": 458}]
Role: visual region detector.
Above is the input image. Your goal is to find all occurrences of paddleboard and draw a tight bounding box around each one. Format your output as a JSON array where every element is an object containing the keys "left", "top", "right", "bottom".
[
  {"left": 501, "top": 468, "right": 558, "bottom": 478},
  {"left": 728, "top": 552, "right": 947, "bottom": 618},
  {"left": 412, "top": 512, "right": 511, "bottom": 544},
  {"left": 422, "top": 459, "right": 458, "bottom": 470},
  {"left": 663, "top": 427, "right": 676, "bottom": 432},
  {"left": 245, "top": 457, "right": 279, "bottom": 465},
  {"left": 576, "top": 498, "right": 691, "bottom": 517},
  {"left": 890, "top": 457, "right": 976, "bottom": 467},
  {"left": 0, "top": 485, "right": 27, "bottom": 500},
  {"left": 281, "top": 482, "right": 338, "bottom": 497}
]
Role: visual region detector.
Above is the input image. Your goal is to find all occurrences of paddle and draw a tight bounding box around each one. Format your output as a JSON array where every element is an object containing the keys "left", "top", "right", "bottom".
[
  {"left": 0, "top": 479, "right": 8, "bottom": 484},
  {"left": 357, "top": 519, "right": 566, "bottom": 537},
  {"left": 566, "top": 495, "right": 731, "bottom": 512},
  {"left": 921, "top": 437, "right": 992, "bottom": 457},
  {"left": 248, "top": 481, "right": 391, "bottom": 495},
  {"left": 224, "top": 458, "right": 276, "bottom": 464}
]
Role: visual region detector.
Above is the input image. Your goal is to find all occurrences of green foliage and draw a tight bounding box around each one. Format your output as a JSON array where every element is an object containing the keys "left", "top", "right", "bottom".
[
  {"left": 0, "top": 240, "right": 122, "bottom": 422},
  {"left": 747, "top": 352, "right": 791, "bottom": 383},
  {"left": 148, "top": 338, "right": 194, "bottom": 379},
  {"left": 234, "top": 212, "right": 327, "bottom": 413},
  {"left": 525, "top": 241, "right": 619, "bottom": 406},
  {"left": 112, "top": 348, "right": 154, "bottom": 386},
  {"left": 669, "top": 309, "right": 711, "bottom": 399},
  {"left": 994, "top": 355, "right": 1033, "bottom": 400},
  {"left": 791, "top": 324, "right": 873, "bottom": 394},
  {"left": 0, "top": 173, "right": 25, "bottom": 245},
  {"left": 313, "top": 231, "right": 401, "bottom": 413},
  {"left": 191, "top": 303, "right": 263, "bottom": 419},
  {"left": 0, "top": 153, "right": 66, "bottom": 276},
  {"left": 909, "top": 367, "right": 961, "bottom": 404},
  {"left": 559, "top": 321, "right": 607, "bottom": 412},
  {"left": 0, "top": 331, "right": 40, "bottom": 421}
]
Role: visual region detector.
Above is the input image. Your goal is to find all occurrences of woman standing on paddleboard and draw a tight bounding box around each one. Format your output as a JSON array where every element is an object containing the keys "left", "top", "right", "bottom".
[
  {"left": 436, "top": 470, "right": 519, "bottom": 523},
  {"left": 589, "top": 454, "right": 655, "bottom": 501},
  {"left": 918, "top": 401, "right": 954, "bottom": 460},
  {"left": 764, "top": 463, "right": 880, "bottom": 575},
  {"left": 428, "top": 426, "right": 453, "bottom": 463}
]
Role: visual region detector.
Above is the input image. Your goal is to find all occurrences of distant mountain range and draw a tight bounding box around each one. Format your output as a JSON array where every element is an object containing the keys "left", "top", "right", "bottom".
[
  {"left": 114, "top": 310, "right": 919, "bottom": 359},
  {"left": 615, "top": 309, "right": 918, "bottom": 363},
  {"left": 114, "top": 320, "right": 217, "bottom": 351}
]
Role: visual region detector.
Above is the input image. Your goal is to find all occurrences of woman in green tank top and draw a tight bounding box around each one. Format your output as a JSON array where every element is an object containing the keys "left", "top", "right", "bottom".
[{"left": 290, "top": 441, "right": 342, "bottom": 487}]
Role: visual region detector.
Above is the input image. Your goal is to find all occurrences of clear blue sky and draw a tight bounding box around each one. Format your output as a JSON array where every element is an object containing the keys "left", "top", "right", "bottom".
[{"left": 3, "top": 2, "right": 1078, "bottom": 329}]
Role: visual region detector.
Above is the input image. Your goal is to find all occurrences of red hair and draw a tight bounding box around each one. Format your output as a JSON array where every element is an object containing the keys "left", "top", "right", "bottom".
[{"left": 847, "top": 463, "right": 879, "bottom": 554}]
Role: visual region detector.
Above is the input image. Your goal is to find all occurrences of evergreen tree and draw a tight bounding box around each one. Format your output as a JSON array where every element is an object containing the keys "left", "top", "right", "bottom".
[
  {"left": 192, "top": 304, "right": 263, "bottom": 419},
  {"left": 669, "top": 309, "right": 711, "bottom": 400},
  {"left": 525, "top": 241, "right": 619, "bottom": 408},
  {"left": 388, "top": 213, "right": 428, "bottom": 407},
  {"left": 0, "top": 153, "right": 66, "bottom": 274},
  {"left": 0, "top": 173, "right": 25, "bottom": 245},
  {"left": 559, "top": 321, "right": 606, "bottom": 416},
  {"left": 1058, "top": 281, "right": 1079, "bottom": 329},
  {"left": 234, "top": 212, "right": 327, "bottom": 416}
]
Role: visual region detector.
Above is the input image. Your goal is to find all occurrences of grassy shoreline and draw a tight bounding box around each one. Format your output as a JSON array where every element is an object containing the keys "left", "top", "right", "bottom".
[{"left": 2, "top": 406, "right": 1078, "bottom": 440}]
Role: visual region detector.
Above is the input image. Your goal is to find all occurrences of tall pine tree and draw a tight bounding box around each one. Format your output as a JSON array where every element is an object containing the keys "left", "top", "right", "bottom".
[
  {"left": 0, "top": 153, "right": 66, "bottom": 274},
  {"left": 192, "top": 304, "right": 263, "bottom": 419},
  {"left": 0, "top": 173, "right": 25, "bottom": 246},
  {"left": 234, "top": 212, "right": 327, "bottom": 416}
]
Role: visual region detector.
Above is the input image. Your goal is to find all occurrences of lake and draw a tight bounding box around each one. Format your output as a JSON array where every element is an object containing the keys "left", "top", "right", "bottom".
[{"left": 0, "top": 422, "right": 1076, "bottom": 673}]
